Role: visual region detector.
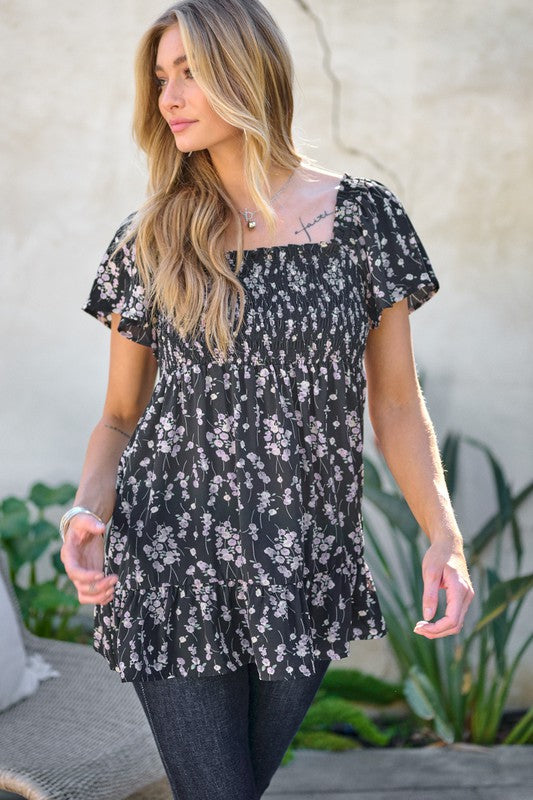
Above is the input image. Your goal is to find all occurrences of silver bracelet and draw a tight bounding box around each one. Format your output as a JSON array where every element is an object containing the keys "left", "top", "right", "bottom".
[{"left": 59, "top": 506, "right": 105, "bottom": 542}]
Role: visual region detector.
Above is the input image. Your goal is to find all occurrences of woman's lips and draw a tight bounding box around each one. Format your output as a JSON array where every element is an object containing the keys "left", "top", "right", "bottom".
[{"left": 169, "top": 120, "right": 197, "bottom": 132}]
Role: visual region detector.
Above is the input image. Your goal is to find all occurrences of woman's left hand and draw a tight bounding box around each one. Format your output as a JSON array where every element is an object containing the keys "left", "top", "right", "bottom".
[{"left": 413, "top": 536, "right": 475, "bottom": 638}]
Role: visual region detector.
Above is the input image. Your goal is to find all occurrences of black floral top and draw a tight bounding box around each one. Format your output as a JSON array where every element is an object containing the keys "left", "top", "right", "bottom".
[{"left": 82, "top": 173, "right": 439, "bottom": 682}]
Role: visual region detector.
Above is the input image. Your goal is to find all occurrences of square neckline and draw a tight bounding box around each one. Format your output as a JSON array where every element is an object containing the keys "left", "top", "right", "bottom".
[{"left": 224, "top": 172, "right": 348, "bottom": 259}]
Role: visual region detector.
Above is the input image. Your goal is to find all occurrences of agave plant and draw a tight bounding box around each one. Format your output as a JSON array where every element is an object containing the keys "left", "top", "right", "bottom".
[{"left": 362, "top": 432, "right": 533, "bottom": 745}]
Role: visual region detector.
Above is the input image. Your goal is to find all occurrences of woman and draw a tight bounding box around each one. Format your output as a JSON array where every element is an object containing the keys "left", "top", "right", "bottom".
[{"left": 60, "top": 0, "right": 474, "bottom": 798}]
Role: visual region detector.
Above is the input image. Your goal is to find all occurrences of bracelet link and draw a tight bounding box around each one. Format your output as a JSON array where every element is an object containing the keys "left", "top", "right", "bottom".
[{"left": 59, "top": 506, "right": 106, "bottom": 542}]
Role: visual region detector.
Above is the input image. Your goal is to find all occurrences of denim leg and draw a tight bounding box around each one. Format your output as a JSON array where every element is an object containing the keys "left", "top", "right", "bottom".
[
  {"left": 132, "top": 665, "right": 257, "bottom": 800},
  {"left": 247, "top": 659, "right": 331, "bottom": 798}
]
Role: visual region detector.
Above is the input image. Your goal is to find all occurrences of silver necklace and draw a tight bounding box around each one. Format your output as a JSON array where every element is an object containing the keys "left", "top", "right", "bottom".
[{"left": 239, "top": 171, "right": 295, "bottom": 230}]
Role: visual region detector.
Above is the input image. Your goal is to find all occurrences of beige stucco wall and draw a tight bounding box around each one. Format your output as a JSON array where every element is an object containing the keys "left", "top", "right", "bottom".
[{"left": 1, "top": 1, "right": 532, "bottom": 703}]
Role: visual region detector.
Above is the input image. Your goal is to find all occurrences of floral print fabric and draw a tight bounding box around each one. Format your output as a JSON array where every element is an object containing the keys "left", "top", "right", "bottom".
[{"left": 82, "top": 173, "right": 439, "bottom": 682}]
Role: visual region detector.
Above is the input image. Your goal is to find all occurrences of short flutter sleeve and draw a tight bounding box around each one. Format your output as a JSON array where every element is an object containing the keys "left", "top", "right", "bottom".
[
  {"left": 356, "top": 179, "right": 440, "bottom": 329},
  {"left": 82, "top": 215, "right": 157, "bottom": 351}
]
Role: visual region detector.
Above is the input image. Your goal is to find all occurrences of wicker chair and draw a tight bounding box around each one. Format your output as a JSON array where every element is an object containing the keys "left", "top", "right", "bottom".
[{"left": 0, "top": 550, "right": 166, "bottom": 800}]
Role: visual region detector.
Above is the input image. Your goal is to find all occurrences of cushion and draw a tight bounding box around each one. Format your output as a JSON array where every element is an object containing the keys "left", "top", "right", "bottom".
[{"left": 0, "top": 556, "right": 60, "bottom": 712}]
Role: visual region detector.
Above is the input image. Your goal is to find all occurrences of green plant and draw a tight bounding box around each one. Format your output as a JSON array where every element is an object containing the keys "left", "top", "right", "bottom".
[
  {"left": 362, "top": 431, "right": 533, "bottom": 745},
  {"left": 281, "top": 668, "right": 404, "bottom": 765},
  {"left": 0, "top": 481, "right": 91, "bottom": 642}
]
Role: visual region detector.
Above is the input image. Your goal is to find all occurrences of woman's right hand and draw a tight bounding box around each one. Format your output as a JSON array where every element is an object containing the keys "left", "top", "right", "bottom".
[{"left": 60, "top": 513, "right": 118, "bottom": 605}]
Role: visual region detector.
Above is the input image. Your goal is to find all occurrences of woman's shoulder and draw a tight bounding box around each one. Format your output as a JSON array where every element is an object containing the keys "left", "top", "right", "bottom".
[
  {"left": 295, "top": 167, "right": 405, "bottom": 233},
  {"left": 298, "top": 165, "right": 344, "bottom": 192},
  {"left": 336, "top": 173, "right": 411, "bottom": 223},
  {"left": 299, "top": 166, "right": 393, "bottom": 195},
  {"left": 107, "top": 210, "right": 139, "bottom": 248},
  {"left": 341, "top": 172, "right": 395, "bottom": 199}
]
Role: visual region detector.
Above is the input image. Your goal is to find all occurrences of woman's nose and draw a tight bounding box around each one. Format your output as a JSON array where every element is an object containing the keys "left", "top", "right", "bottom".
[{"left": 160, "top": 81, "right": 184, "bottom": 110}]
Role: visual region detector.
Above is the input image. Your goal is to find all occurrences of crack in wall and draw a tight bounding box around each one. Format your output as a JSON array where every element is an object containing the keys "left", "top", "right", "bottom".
[{"left": 293, "top": 0, "right": 402, "bottom": 192}]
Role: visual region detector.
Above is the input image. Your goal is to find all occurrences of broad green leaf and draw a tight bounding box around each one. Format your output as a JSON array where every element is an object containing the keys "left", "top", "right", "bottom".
[
  {"left": 363, "top": 501, "right": 415, "bottom": 595},
  {"left": 363, "top": 455, "right": 382, "bottom": 490},
  {"left": 1, "top": 497, "right": 28, "bottom": 515},
  {"left": 463, "top": 435, "right": 513, "bottom": 522},
  {"left": 512, "top": 480, "right": 533, "bottom": 512},
  {"left": 434, "top": 715, "right": 455, "bottom": 744},
  {"left": 363, "top": 517, "right": 392, "bottom": 578},
  {"left": 446, "top": 654, "right": 468, "bottom": 740},
  {"left": 510, "top": 515, "right": 523, "bottom": 571},
  {"left": 403, "top": 665, "right": 454, "bottom": 743},
  {"left": 503, "top": 706, "right": 533, "bottom": 745},
  {"left": 486, "top": 567, "right": 507, "bottom": 673},
  {"left": 375, "top": 612, "right": 414, "bottom": 674},
  {"left": 293, "top": 729, "right": 362, "bottom": 751},
  {"left": 52, "top": 549, "right": 67, "bottom": 575},
  {"left": 302, "top": 696, "right": 391, "bottom": 745},
  {"left": 29, "top": 482, "right": 77, "bottom": 509},
  {"left": 32, "top": 518, "right": 61, "bottom": 542},
  {"left": 10, "top": 525, "right": 53, "bottom": 565},
  {"left": 489, "top": 633, "right": 533, "bottom": 740},
  {"left": 471, "top": 574, "right": 533, "bottom": 634},
  {"left": 472, "top": 673, "right": 515, "bottom": 745},
  {"left": 469, "top": 480, "right": 533, "bottom": 563},
  {"left": 280, "top": 746, "right": 296, "bottom": 766},
  {"left": 320, "top": 667, "right": 403, "bottom": 705},
  {"left": 440, "top": 432, "right": 460, "bottom": 499},
  {"left": 0, "top": 509, "right": 30, "bottom": 539},
  {"left": 18, "top": 581, "right": 78, "bottom": 612},
  {"left": 404, "top": 676, "right": 433, "bottom": 719},
  {"left": 363, "top": 485, "right": 418, "bottom": 542}
]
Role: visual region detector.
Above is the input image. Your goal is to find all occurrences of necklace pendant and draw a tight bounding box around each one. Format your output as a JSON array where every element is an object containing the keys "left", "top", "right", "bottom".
[
  {"left": 241, "top": 208, "right": 256, "bottom": 230},
  {"left": 238, "top": 172, "right": 294, "bottom": 235}
]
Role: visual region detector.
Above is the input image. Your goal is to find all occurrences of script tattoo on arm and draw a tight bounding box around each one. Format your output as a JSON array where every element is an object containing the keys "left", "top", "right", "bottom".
[
  {"left": 294, "top": 209, "right": 335, "bottom": 242},
  {"left": 104, "top": 423, "right": 132, "bottom": 440}
]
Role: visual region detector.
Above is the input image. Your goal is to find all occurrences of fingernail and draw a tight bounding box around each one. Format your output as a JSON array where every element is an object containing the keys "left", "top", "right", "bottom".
[{"left": 424, "top": 607, "right": 433, "bottom": 619}]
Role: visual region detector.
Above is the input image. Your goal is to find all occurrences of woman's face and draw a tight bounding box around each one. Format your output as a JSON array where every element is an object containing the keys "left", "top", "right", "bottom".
[{"left": 155, "top": 25, "right": 241, "bottom": 156}]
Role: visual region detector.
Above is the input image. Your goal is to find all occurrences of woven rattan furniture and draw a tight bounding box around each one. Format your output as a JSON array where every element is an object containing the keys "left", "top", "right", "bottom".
[{"left": 0, "top": 550, "right": 166, "bottom": 800}]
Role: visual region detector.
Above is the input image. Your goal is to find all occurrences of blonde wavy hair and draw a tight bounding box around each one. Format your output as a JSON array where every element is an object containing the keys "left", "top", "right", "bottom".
[{"left": 121, "top": 0, "right": 305, "bottom": 361}]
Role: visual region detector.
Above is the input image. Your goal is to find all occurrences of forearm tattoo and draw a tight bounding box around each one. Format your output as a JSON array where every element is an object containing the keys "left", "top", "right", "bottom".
[
  {"left": 104, "top": 423, "right": 131, "bottom": 440},
  {"left": 294, "top": 209, "right": 335, "bottom": 242}
]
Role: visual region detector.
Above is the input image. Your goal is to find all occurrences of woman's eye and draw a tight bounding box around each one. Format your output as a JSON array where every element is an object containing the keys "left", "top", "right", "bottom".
[{"left": 155, "top": 71, "right": 192, "bottom": 89}]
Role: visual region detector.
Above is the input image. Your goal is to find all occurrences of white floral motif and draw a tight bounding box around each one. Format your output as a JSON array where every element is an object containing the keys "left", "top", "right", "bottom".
[{"left": 83, "top": 174, "right": 439, "bottom": 683}]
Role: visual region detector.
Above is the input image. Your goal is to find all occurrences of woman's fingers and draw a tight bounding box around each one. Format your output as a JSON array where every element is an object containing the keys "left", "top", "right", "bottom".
[
  {"left": 70, "top": 569, "right": 118, "bottom": 604},
  {"left": 414, "top": 541, "right": 475, "bottom": 639},
  {"left": 61, "top": 539, "right": 106, "bottom": 585},
  {"left": 452, "top": 590, "right": 474, "bottom": 635},
  {"left": 78, "top": 579, "right": 118, "bottom": 605},
  {"left": 416, "top": 577, "right": 462, "bottom": 635},
  {"left": 59, "top": 515, "right": 118, "bottom": 604},
  {"left": 415, "top": 575, "right": 474, "bottom": 638},
  {"left": 77, "top": 574, "right": 118, "bottom": 605}
]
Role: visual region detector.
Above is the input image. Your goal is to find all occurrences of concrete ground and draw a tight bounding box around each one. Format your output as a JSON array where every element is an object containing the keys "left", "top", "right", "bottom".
[
  {"left": 0, "top": 744, "right": 531, "bottom": 799},
  {"left": 123, "top": 743, "right": 532, "bottom": 800},
  {"left": 261, "top": 744, "right": 533, "bottom": 799}
]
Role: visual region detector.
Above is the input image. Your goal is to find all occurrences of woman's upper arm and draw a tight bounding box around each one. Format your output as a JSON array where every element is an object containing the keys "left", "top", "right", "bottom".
[
  {"left": 102, "top": 313, "right": 158, "bottom": 424},
  {"left": 364, "top": 298, "right": 421, "bottom": 419}
]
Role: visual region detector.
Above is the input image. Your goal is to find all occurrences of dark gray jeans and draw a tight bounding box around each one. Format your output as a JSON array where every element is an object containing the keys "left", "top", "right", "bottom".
[{"left": 132, "top": 658, "right": 330, "bottom": 800}]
